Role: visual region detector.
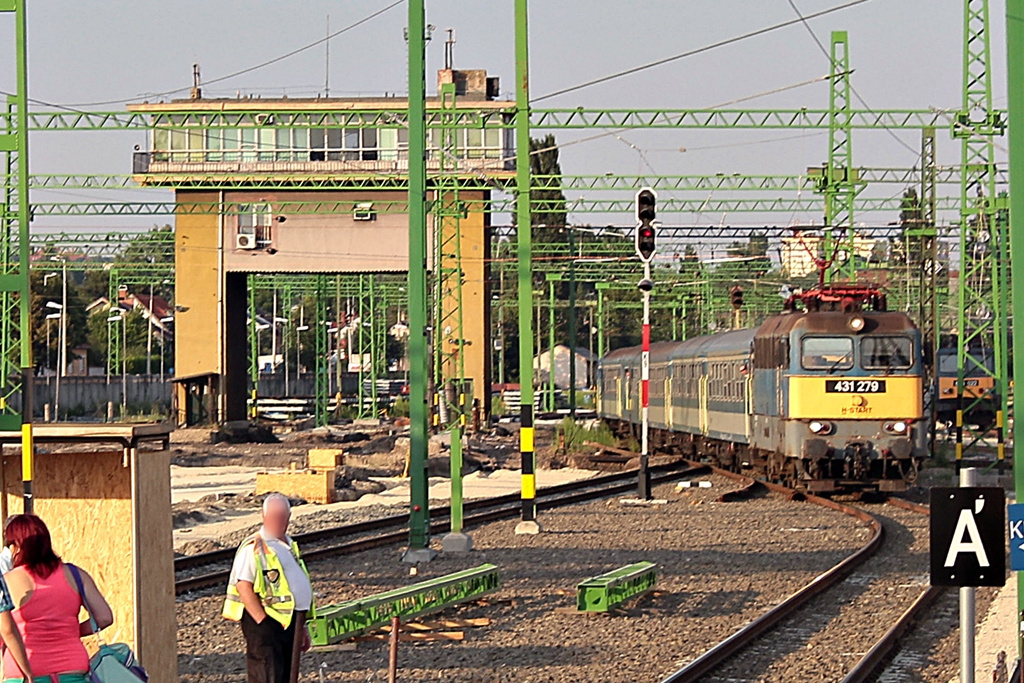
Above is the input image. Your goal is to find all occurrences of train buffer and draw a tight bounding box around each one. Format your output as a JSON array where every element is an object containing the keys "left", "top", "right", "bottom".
[
  {"left": 576, "top": 561, "right": 658, "bottom": 612},
  {"left": 308, "top": 563, "right": 500, "bottom": 646}
]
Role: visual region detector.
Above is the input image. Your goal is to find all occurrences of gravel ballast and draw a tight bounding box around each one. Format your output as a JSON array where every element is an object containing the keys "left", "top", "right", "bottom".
[{"left": 176, "top": 475, "right": 872, "bottom": 682}]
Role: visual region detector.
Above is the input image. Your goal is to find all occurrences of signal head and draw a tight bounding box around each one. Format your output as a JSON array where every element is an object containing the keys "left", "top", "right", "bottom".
[{"left": 635, "top": 188, "right": 657, "bottom": 223}]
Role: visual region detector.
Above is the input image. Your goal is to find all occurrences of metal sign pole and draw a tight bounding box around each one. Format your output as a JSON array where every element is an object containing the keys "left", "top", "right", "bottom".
[
  {"left": 961, "top": 465, "right": 977, "bottom": 683},
  {"left": 639, "top": 260, "right": 652, "bottom": 500},
  {"left": 1004, "top": 0, "right": 1024, "bottom": 666}
]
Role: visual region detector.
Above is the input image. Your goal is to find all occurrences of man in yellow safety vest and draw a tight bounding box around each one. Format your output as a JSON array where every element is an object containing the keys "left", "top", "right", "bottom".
[{"left": 223, "top": 493, "right": 314, "bottom": 683}]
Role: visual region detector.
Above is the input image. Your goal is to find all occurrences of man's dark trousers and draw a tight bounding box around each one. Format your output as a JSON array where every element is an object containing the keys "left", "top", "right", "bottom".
[{"left": 240, "top": 612, "right": 297, "bottom": 683}]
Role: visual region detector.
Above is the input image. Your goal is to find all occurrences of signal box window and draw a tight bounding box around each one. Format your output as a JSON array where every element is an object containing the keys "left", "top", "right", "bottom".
[
  {"left": 801, "top": 337, "right": 853, "bottom": 371},
  {"left": 861, "top": 336, "right": 913, "bottom": 370}
]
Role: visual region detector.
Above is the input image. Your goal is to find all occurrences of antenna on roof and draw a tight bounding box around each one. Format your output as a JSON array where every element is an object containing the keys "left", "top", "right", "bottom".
[
  {"left": 190, "top": 63, "right": 202, "bottom": 100},
  {"left": 325, "top": 14, "right": 331, "bottom": 97},
  {"left": 444, "top": 28, "right": 456, "bottom": 70}
]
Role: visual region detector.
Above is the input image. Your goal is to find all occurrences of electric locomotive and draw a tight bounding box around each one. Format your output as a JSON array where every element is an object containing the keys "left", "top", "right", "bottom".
[{"left": 597, "top": 285, "right": 927, "bottom": 492}]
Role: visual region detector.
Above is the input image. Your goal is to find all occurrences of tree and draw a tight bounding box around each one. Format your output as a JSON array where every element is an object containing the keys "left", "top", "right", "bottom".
[
  {"left": 526, "top": 134, "right": 567, "bottom": 244},
  {"left": 30, "top": 270, "right": 89, "bottom": 374}
]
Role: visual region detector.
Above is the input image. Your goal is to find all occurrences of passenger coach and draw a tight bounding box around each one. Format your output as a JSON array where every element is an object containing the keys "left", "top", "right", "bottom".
[{"left": 598, "top": 286, "right": 926, "bottom": 492}]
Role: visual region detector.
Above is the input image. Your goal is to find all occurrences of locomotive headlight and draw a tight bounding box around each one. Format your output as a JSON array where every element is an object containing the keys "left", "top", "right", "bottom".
[
  {"left": 809, "top": 420, "right": 833, "bottom": 435},
  {"left": 884, "top": 421, "right": 909, "bottom": 434},
  {"left": 847, "top": 315, "right": 866, "bottom": 333}
]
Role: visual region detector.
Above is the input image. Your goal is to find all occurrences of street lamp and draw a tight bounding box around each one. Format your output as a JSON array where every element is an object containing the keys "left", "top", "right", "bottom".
[
  {"left": 46, "top": 301, "right": 65, "bottom": 420},
  {"left": 273, "top": 316, "right": 289, "bottom": 395},
  {"left": 44, "top": 313, "right": 60, "bottom": 394},
  {"left": 159, "top": 316, "right": 174, "bottom": 378},
  {"left": 107, "top": 311, "right": 127, "bottom": 418},
  {"left": 296, "top": 324, "right": 310, "bottom": 379}
]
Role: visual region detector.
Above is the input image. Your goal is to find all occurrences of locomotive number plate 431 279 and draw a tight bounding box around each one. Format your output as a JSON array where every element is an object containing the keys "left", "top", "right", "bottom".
[{"left": 825, "top": 379, "right": 886, "bottom": 393}]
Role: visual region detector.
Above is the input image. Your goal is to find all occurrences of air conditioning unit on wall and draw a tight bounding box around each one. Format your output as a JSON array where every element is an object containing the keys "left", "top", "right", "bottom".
[{"left": 236, "top": 233, "right": 258, "bottom": 250}]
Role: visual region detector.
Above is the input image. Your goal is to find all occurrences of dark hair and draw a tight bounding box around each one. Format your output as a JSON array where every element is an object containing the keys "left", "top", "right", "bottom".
[{"left": 5, "top": 514, "right": 61, "bottom": 578}]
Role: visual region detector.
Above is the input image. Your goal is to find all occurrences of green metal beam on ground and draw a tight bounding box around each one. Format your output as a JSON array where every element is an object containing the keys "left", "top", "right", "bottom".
[
  {"left": 307, "top": 563, "right": 500, "bottom": 645},
  {"left": 576, "top": 562, "right": 658, "bottom": 612}
]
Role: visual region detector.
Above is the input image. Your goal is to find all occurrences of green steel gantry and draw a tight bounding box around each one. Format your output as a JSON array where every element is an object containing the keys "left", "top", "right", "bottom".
[
  {"left": 0, "top": 3, "right": 1015, "bottom": 539},
  {"left": 1004, "top": 0, "right": 1024, "bottom": 661},
  {"left": 2, "top": 0, "right": 36, "bottom": 511},
  {"left": 956, "top": 0, "right": 1010, "bottom": 465}
]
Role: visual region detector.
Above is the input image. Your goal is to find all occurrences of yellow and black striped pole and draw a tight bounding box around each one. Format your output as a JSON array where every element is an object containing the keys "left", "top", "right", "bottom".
[
  {"left": 519, "top": 408, "right": 536, "bottom": 524},
  {"left": 513, "top": 0, "right": 539, "bottom": 535},
  {"left": 21, "top": 372, "right": 33, "bottom": 513}
]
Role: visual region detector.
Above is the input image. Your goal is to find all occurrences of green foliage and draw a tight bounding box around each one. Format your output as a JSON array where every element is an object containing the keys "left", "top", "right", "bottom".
[
  {"left": 390, "top": 397, "right": 411, "bottom": 418},
  {"left": 527, "top": 134, "right": 567, "bottom": 244},
  {"left": 556, "top": 417, "right": 618, "bottom": 451},
  {"left": 30, "top": 270, "right": 90, "bottom": 373},
  {"left": 491, "top": 395, "right": 508, "bottom": 417}
]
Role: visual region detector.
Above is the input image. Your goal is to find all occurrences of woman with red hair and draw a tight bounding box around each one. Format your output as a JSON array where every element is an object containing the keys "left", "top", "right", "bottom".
[{"left": 1, "top": 514, "right": 113, "bottom": 682}]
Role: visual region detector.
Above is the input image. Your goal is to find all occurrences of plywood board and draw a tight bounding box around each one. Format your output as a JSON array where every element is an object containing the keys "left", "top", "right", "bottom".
[
  {"left": 256, "top": 470, "right": 335, "bottom": 504},
  {"left": 307, "top": 449, "right": 344, "bottom": 470},
  {"left": 0, "top": 448, "right": 176, "bottom": 683}
]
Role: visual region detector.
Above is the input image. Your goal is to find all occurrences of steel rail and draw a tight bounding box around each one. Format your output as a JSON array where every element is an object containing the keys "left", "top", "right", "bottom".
[
  {"left": 175, "top": 461, "right": 707, "bottom": 595},
  {"left": 660, "top": 462, "right": 884, "bottom": 683},
  {"left": 838, "top": 499, "right": 936, "bottom": 683}
]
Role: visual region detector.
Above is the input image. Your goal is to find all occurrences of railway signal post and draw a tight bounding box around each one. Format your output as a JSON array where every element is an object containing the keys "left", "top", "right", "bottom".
[{"left": 636, "top": 189, "right": 657, "bottom": 500}]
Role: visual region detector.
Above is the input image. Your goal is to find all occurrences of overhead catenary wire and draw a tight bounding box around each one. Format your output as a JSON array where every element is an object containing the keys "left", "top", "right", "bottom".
[
  {"left": 532, "top": 0, "right": 873, "bottom": 103},
  {"left": 784, "top": 0, "right": 921, "bottom": 160},
  {"left": 52, "top": 0, "right": 406, "bottom": 108}
]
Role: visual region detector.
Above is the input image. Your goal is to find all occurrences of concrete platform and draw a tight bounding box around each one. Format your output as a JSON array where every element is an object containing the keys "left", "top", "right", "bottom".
[
  {"left": 972, "top": 579, "right": 1019, "bottom": 682},
  {"left": 172, "top": 467, "right": 599, "bottom": 550}
]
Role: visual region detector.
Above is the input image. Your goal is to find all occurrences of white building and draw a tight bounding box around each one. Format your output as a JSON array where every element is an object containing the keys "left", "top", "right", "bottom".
[{"left": 533, "top": 345, "right": 596, "bottom": 390}]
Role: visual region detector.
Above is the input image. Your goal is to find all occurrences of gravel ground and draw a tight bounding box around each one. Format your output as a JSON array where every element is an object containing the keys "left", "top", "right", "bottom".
[
  {"left": 176, "top": 475, "right": 871, "bottom": 682},
  {"left": 700, "top": 501, "right": 933, "bottom": 682},
  {"left": 876, "top": 579, "right": 999, "bottom": 683},
  {"left": 177, "top": 501, "right": 409, "bottom": 556}
]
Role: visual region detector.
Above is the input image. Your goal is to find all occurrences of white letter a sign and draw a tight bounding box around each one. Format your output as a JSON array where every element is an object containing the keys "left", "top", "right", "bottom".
[{"left": 944, "top": 508, "right": 990, "bottom": 568}]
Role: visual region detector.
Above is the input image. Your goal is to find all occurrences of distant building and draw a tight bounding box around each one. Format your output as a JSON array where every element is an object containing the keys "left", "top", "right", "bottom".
[
  {"left": 781, "top": 234, "right": 820, "bottom": 278},
  {"left": 129, "top": 67, "right": 512, "bottom": 424},
  {"left": 781, "top": 232, "right": 876, "bottom": 278},
  {"left": 86, "top": 289, "right": 174, "bottom": 340},
  {"left": 533, "top": 345, "right": 597, "bottom": 390}
]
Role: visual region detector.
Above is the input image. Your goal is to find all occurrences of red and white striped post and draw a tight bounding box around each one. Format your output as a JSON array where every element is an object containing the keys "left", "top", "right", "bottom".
[
  {"left": 634, "top": 188, "right": 656, "bottom": 500},
  {"left": 639, "top": 260, "right": 652, "bottom": 499}
]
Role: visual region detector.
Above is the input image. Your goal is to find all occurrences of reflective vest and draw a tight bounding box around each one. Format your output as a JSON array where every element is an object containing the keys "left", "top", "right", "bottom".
[{"left": 222, "top": 532, "right": 314, "bottom": 629}]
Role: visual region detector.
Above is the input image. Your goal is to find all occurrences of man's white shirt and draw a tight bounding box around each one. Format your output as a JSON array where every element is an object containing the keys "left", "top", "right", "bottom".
[{"left": 229, "top": 526, "right": 312, "bottom": 611}]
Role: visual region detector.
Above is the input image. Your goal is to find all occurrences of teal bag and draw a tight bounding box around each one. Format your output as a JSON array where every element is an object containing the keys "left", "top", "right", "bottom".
[
  {"left": 89, "top": 644, "right": 148, "bottom": 683},
  {"left": 68, "top": 565, "right": 149, "bottom": 683}
]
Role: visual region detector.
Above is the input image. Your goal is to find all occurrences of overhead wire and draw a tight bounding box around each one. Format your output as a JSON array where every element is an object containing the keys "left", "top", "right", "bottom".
[
  {"left": 784, "top": 0, "right": 921, "bottom": 160},
  {"left": 53, "top": 0, "right": 406, "bottom": 108},
  {"left": 532, "top": 0, "right": 873, "bottom": 103}
]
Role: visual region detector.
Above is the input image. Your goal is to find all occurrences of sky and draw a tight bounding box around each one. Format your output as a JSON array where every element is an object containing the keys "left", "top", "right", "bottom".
[{"left": 0, "top": 0, "right": 1009, "bottom": 236}]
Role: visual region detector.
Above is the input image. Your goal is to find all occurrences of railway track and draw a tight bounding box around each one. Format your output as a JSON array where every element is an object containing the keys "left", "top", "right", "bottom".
[
  {"left": 175, "top": 459, "right": 707, "bottom": 595},
  {"left": 661, "top": 462, "right": 933, "bottom": 683}
]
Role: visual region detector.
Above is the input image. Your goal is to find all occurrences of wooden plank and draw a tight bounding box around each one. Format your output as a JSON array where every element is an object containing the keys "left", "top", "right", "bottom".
[
  {"left": 0, "top": 448, "right": 177, "bottom": 683},
  {"left": 354, "top": 631, "right": 465, "bottom": 643},
  {"left": 0, "top": 423, "right": 172, "bottom": 446},
  {"left": 398, "top": 618, "right": 490, "bottom": 631},
  {"left": 132, "top": 448, "right": 178, "bottom": 682}
]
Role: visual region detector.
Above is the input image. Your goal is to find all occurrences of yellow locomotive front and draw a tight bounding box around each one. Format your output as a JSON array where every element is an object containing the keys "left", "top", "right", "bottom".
[{"left": 750, "top": 287, "right": 927, "bottom": 492}]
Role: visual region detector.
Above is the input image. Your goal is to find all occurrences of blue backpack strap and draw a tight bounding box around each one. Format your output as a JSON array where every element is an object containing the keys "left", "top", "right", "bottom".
[{"left": 68, "top": 563, "right": 99, "bottom": 635}]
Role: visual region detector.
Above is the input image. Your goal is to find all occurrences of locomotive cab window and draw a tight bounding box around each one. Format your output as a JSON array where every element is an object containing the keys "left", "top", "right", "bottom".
[
  {"left": 801, "top": 337, "right": 854, "bottom": 371},
  {"left": 861, "top": 336, "right": 913, "bottom": 370}
]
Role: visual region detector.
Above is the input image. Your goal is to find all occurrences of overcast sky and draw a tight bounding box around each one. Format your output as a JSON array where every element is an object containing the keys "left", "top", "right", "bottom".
[{"left": 0, "top": 0, "right": 1009, "bottom": 233}]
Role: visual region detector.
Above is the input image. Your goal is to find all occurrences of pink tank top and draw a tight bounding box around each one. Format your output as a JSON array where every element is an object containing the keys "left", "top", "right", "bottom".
[{"left": 2, "top": 564, "right": 90, "bottom": 677}]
